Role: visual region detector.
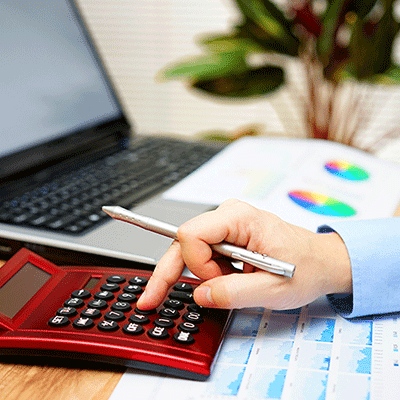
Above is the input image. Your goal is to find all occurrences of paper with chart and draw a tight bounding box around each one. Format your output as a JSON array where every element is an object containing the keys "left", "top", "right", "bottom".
[
  {"left": 110, "top": 297, "right": 400, "bottom": 400},
  {"left": 110, "top": 137, "right": 400, "bottom": 400},
  {"left": 163, "top": 137, "right": 400, "bottom": 231}
]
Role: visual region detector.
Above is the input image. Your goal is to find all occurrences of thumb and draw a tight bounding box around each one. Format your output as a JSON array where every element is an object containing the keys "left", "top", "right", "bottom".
[{"left": 193, "top": 273, "right": 268, "bottom": 309}]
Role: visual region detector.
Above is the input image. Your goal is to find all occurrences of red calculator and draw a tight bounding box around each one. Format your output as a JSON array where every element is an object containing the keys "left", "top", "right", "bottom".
[{"left": 0, "top": 249, "right": 232, "bottom": 380}]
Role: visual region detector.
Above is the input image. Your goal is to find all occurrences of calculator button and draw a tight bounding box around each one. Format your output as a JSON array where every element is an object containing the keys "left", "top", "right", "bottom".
[
  {"left": 129, "top": 314, "right": 150, "bottom": 325},
  {"left": 48, "top": 316, "right": 70, "bottom": 327},
  {"left": 129, "top": 276, "right": 147, "bottom": 286},
  {"left": 187, "top": 303, "right": 203, "bottom": 313},
  {"left": 169, "top": 291, "right": 194, "bottom": 303},
  {"left": 71, "top": 289, "right": 91, "bottom": 299},
  {"left": 134, "top": 307, "right": 157, "bottom": 315},
  {"left": 64, "top": 298, "right": 84, "bottom": 308},
  {"left": 148, "top": 326, "right": 169, "bottom": 340},
  {"left": 173, "top": 282, "right": 193, "bottom": 293},
  {"left": 106, "top": 275, "right": 126, "bottom": 284},
  {"left": 123, "top": 323, "right": 144, "bottom": 335},
  {"left": 98, "top": 320, "right": 119, "bottom": 332},
  {"left": 173, "top": 331, "right": 194, "bottom": 345},
  {"left": 117, "top": 293, "right": 137, "bottom": 303},
  {"left": 56, "top": 307, "right": 77, "bottom": 317},
  {"left": 104, "top": 310, "right": 125, "bottom": 321},
  {"left": 178, "top": 321, "right": 199, "bottom": 334},
  {"left": 81, "top": 308, "right": 102, "bottom": 319},
  {"left": 94, "top": 291, "right": 114, "bottom": 301},
  {"left": 123, "top": 284, "right": 142, "bottom": 294},
  {"left": 159, "top": 308, "right": 180, "bottom": 319},
  {"left": 73, "top": 317, "right": 94, "bottom": 329},
  {"left": 101, "top": 282, "right": 120, "bottom": 292},
  {"left": 88, "top": 299, "right": 108, "bottom": 309},
  {"left": 111, "top": 301, "right": 132, "bottom": 312},
  {"left": 154, "top": 317, "right": 175, "bottom": 329},
  {"left": 163, "top": 299, "right": 184, "bottom": 310},
  {"left": 183, "top": 312, "right": 204, "bottom": 324}
]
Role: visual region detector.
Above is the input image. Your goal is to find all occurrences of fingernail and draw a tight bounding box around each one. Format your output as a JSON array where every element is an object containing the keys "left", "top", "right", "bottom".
[{"left": 195, "top": 286, "right": 214, "bottom": 306}]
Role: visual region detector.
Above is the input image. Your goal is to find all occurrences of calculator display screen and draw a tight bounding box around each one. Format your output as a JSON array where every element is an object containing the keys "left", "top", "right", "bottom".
[
  {"left": 84, "top": 277, "right": 100, "bottom": 290},
  {"left": 0, "top": 262, "right": 51, "bottom": 318}
]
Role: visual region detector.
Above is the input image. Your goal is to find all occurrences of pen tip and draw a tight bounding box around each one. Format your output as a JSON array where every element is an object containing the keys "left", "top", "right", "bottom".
[{"left": 102, "top": 205, "right": 116, "bottom": 214}]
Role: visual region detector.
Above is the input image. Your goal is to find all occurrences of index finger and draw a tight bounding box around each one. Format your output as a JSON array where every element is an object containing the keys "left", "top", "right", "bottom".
[{"left": 137, "top": 240, "right": 185, "bottom": 310}]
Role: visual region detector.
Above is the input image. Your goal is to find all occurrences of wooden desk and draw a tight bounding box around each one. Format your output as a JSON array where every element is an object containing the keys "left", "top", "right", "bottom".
[{"left": 1, "top": 204, "right": 400, "bottom": 400}]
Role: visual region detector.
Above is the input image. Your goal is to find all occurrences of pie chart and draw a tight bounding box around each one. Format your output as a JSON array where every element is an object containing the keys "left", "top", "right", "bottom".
[
  {"left": 324, "top": 160, "right": 369, "bottom": 181},
  {"left": 288, "top": 190, "right": 356, "bottom": 217}
]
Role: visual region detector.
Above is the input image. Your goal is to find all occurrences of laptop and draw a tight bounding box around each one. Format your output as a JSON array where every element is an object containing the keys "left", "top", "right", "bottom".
[{"left": 0, "top": 0, "right": 223, "bottom": 268}]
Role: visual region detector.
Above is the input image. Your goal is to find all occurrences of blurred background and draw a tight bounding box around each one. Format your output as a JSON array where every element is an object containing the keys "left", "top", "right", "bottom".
[{"left": 76, "top": 0, "right": 400, "bottom": 163}]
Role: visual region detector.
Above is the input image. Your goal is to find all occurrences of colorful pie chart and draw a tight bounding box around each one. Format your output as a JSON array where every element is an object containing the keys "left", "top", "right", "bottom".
[
  {"left": 288, "top": 190, "right": 356, "bottom": 217},
  {"left": 324, "top": 160, "right": 369, "bottom": 181}
]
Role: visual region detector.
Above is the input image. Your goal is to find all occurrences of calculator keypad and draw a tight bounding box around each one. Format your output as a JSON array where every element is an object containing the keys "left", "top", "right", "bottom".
[{"left": 48, "top": 274, "right": 202, "bottom": 345}]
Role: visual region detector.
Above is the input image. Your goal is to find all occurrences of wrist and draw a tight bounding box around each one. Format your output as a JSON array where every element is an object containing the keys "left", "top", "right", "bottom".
[{"left": 314, "top": 232, "right": 353, "bottom": 295}]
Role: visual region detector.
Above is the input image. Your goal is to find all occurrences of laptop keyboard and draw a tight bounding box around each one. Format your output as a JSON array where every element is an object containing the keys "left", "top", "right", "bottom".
[{"left": 0, "top": 137, "right": 220, "bottom": 234}]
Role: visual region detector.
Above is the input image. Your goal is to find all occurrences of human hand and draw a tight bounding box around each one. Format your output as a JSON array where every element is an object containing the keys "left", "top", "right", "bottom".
[{"left": 137, "top": 199, "right": 352, "bottom": 310}]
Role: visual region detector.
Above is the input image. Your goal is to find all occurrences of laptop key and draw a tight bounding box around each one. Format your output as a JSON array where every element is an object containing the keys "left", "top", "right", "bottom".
[{"left": 47, "top": 214, "right": 80, "bottom": 230}]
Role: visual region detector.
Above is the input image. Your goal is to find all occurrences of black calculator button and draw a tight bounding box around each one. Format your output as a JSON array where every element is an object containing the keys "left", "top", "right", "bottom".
[
  {"left": 187, "top": 303, "right": 203, "bottom": 313},
  {"left": 81, "top": 308, "right": 102, "bottom": 319},
  {"left": 104, "top": 310, "right": 125, "bottom": 321},
  {"left": 98, "top": 320, "right": 119, "bottom": 332},
  {"left": 71, "top": 289, "right": 91, "bottom": 299},
  {"left": 154, "top": 317, "right": 174, "bottom": 329},
  {"left": 123, "top": 323, "right": 144, "bottom": 335},
  {"left": 129, "top": 276, "right": 148, "bottom": 286},
  {"left": 64, "top": 298, "right": 84, "bottom": 308},
  {"left": 169, "top": 291, "right": 194, "bottom": 303},
  {"left": 73, "top": 317, "right": 94, "bottom": 329},
  {"left": 134, "top": 307, "right": 157, "bottom": 315},
  {"left": 117, "top": 293, "right": 137, "bottom": 303},
  {"left": 123, "top": 284, "right": 142, "bottom": 294},
  {"left": 48, "top": 316, "right": 70, "bottom": 327},
  {"left": 173, "top": 282, "right": 193, "bottom": 293},
  {"left": 163, "top": 299, "right": 184, "bottom": 310},
  {"left": 178, "top": 322, "right": 199, "bottom": 334},
  {"left": 106, "top": 275, "right": 126, "bottom": 284},
  {"left": 94, "top": 291, "right": 114, "bottom": 301},
  {"left": 88, "top": 299, "right": 108, "bottom": 309},
  {"left": 56, "top": 307, "right": 77, "bottom": 317},
  {"left": 101, "top": 283, "right": 120, "bottom": 292},
  {"left": 183, "top": 312, "right": 204, "bottom": 324},
  {"left": 159, "top": 308, "right": 180, "bottom": 319},
  {"left": 111, "top": 301, "right": 132, "bottom": 312},
  {"left": 173, "top": 331, "right": 195, "bottom": 345},
  {"left": 129, "top": 314, "right": 150, "bottom": 325},
  {"left": 148, "top": 326, "right": 169, "bottom": 340}
]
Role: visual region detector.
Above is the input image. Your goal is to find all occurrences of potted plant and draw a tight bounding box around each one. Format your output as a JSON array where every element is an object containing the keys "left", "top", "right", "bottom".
[{"left": 159, "top": 0, "right": 400, "bottom": 152}]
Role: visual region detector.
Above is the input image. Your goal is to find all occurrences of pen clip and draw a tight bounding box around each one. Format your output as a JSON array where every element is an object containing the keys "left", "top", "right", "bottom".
[{"left": 231, "top": 252, "right": 287, "bottom": 276}]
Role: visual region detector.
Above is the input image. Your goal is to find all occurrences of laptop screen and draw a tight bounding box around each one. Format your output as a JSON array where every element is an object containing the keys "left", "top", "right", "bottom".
[{"left": 0, "top": 0, "right": 127, "bottom": 177}]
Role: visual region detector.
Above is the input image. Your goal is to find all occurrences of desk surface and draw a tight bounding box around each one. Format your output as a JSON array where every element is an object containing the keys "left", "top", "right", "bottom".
[{"left": 1, "top": 204, "right": 399, "bottom": 400}]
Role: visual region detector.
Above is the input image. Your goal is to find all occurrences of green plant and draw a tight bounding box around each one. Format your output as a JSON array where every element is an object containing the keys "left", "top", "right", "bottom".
[{"left": 159, "top": 0, "right": 400, "bottom": 151}]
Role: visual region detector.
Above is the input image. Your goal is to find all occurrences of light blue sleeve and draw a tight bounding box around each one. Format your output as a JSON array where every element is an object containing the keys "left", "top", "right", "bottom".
[{"left": 317, "top": 217, "right": 400, "bottom": 319}]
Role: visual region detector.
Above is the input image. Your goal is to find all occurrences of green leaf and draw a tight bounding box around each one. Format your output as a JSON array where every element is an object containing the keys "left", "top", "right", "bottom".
[
  {"left": 368, "top": 66, "right": 400, "bottom": 84},
  {"left": 235, "top": 19, "right": 299, "bottom": 56},
  {"left": 317, "top": 0, "right": 347, "bottom": 66},
  {"left": 201, "top": 23, "right": 298, "bottom": 57},
  {"left": 350, "top": 0, "right": 379, "bottom": 19},
  {"left": 191, "top": 65, "right": 285, "bottom": 98},
  {"left": 234, "top": 0, "right": 298, "bottom": 50},
  {"left": 201, "top": 34, "right": 265, "bottom": 54},
  {"left": 159, "top": 51, "right": 248, "bottom": 82},
  {"left": 349, "top": 4, "right": 400, "bottom": 80}
]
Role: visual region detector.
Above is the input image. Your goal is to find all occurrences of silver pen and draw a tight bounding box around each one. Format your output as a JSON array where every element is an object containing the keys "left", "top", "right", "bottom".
[{"left": 102, "top": 205, "right": 295, "bottom": 278}]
